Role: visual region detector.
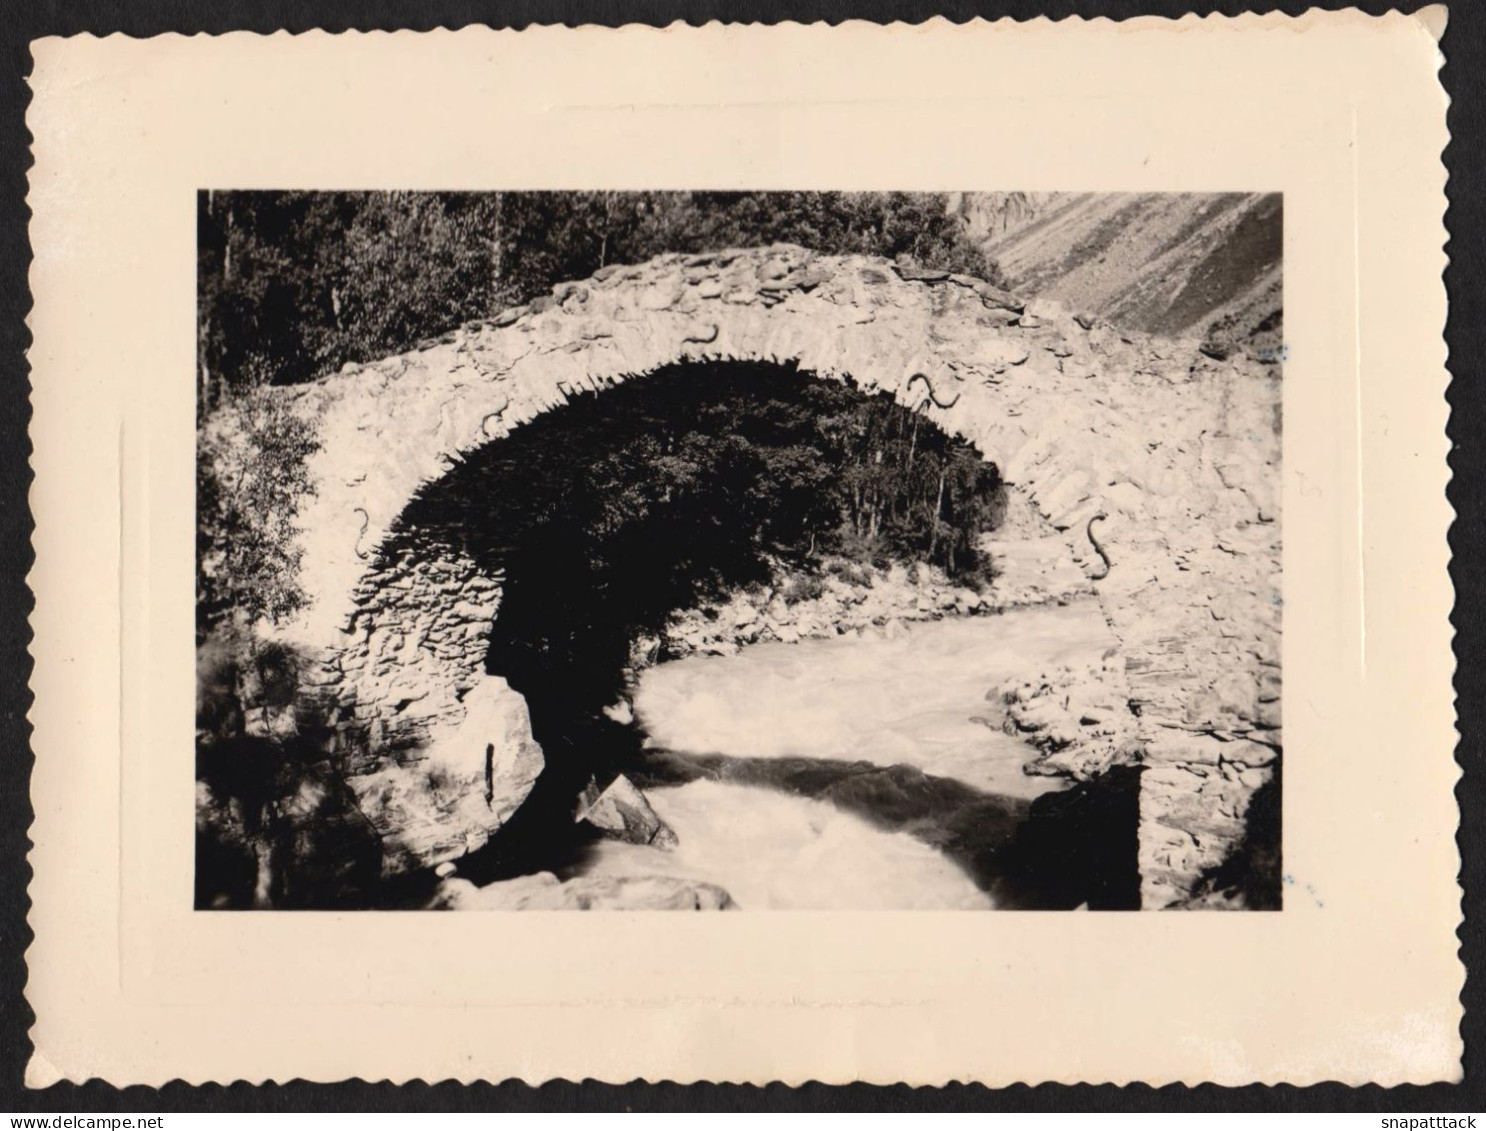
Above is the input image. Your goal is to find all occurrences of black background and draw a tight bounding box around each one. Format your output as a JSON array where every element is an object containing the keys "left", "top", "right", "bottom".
[{"left": 0, "top": 0, "right": 1479, "bottom": 1113}]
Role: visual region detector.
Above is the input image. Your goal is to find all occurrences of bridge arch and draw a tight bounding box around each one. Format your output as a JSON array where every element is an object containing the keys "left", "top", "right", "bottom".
[{"left": 278, "top": 246, "right": 1044, "bottom": 657}]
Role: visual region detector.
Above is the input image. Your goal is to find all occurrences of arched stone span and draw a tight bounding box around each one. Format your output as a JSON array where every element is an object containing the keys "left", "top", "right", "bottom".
[
  {"left": 272, "top": 246, "right": 1045, "bottom": 657},
  {"left": 337, "top": 358, "right": 1006, "bottom": 772},
  {"left": 221, "top": 244, "right": 1283, "bottom": 907}
]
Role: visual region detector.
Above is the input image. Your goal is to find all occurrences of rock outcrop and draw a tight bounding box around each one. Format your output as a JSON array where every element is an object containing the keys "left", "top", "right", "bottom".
[
  {"left": 206, "top": 244, "right": 1282, "bottom": 906},
  {"left": 427, "top": 871, "right": 737, "bottom": 911},
  {"left": 346, "top": 674, "right": 543, "bottom": 874},
  {"left": 1000, "top": 651, "right": 1142, "bottom": 781}
]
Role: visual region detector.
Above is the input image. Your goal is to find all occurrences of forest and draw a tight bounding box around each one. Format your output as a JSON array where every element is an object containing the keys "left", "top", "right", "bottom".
[{"left": 196, "top": 190, "right": 1005, "bottom": 416}]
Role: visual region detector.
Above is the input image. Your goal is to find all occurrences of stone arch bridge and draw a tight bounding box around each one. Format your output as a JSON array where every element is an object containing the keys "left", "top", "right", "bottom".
[{"left": 212, "top": 244, "right": 1282, "bottom": 909}]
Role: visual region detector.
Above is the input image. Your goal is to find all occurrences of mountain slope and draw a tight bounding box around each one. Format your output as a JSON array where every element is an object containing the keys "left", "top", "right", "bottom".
[{"left": 955, "top": 192, "right": 1282, "bottom": 357}]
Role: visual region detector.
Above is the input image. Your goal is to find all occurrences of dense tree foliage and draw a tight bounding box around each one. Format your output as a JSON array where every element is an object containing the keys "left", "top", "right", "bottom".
[
  {"left": 399, "top": 362, "right": 1003, "bottom": 616},
  {"left": 196, "top": 393, "right": 320, "bottom": 636},
  {"left": 198, "top": 190, "right": 1005, "bottom": 415}
]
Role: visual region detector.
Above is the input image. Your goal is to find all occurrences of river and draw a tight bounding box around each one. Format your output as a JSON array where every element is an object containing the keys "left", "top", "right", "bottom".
[{"left": 562, "top": 598, "right": 1128, "bottom": 909}]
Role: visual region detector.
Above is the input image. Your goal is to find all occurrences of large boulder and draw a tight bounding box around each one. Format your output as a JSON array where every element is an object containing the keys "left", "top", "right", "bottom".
[
  {"left": 576, "top": 774, "right": 679, "bottom": 849},
  {"left": 346, "top": 675, "right": 544, "bottom": 875}
]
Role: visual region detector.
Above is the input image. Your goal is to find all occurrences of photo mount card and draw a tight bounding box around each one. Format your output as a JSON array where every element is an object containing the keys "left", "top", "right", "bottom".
[{"left": 23, "top": 12, "right": 1457, "bottom": 1087}]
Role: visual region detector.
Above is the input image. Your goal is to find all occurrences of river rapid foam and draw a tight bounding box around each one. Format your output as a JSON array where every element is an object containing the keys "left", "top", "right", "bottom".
[{"left": 566, "top": 599, "right": 1121, "bottom": 909}]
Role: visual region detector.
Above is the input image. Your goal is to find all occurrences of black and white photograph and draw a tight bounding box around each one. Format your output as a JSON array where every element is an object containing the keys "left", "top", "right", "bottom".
[
  {"left": 20, "top": 4, "right": 1465, "bottom": 1092},
  {"left": 194, "top": 190, "right": 1284, "bottom": 912}
]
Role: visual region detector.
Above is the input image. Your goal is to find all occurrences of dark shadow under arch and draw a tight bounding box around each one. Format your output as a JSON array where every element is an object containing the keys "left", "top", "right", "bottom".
[{"left": 373, "top": 360, "right": 1102, "bottom": 894}]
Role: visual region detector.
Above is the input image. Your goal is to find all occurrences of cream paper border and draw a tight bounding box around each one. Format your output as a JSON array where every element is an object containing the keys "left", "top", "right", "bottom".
[{"left": 24, "top": 12, "right": 1457, "bottom": 1087}]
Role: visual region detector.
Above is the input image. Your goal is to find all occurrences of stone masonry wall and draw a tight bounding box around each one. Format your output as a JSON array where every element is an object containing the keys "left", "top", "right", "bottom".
[{"left": 332, "top": 542, "right": 502, "bottom": 773}]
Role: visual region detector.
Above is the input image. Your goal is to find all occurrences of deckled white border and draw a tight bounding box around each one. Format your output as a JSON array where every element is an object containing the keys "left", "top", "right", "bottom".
[{"left": 24, "top": 12, "right": 1456, "bottom": 1086}]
